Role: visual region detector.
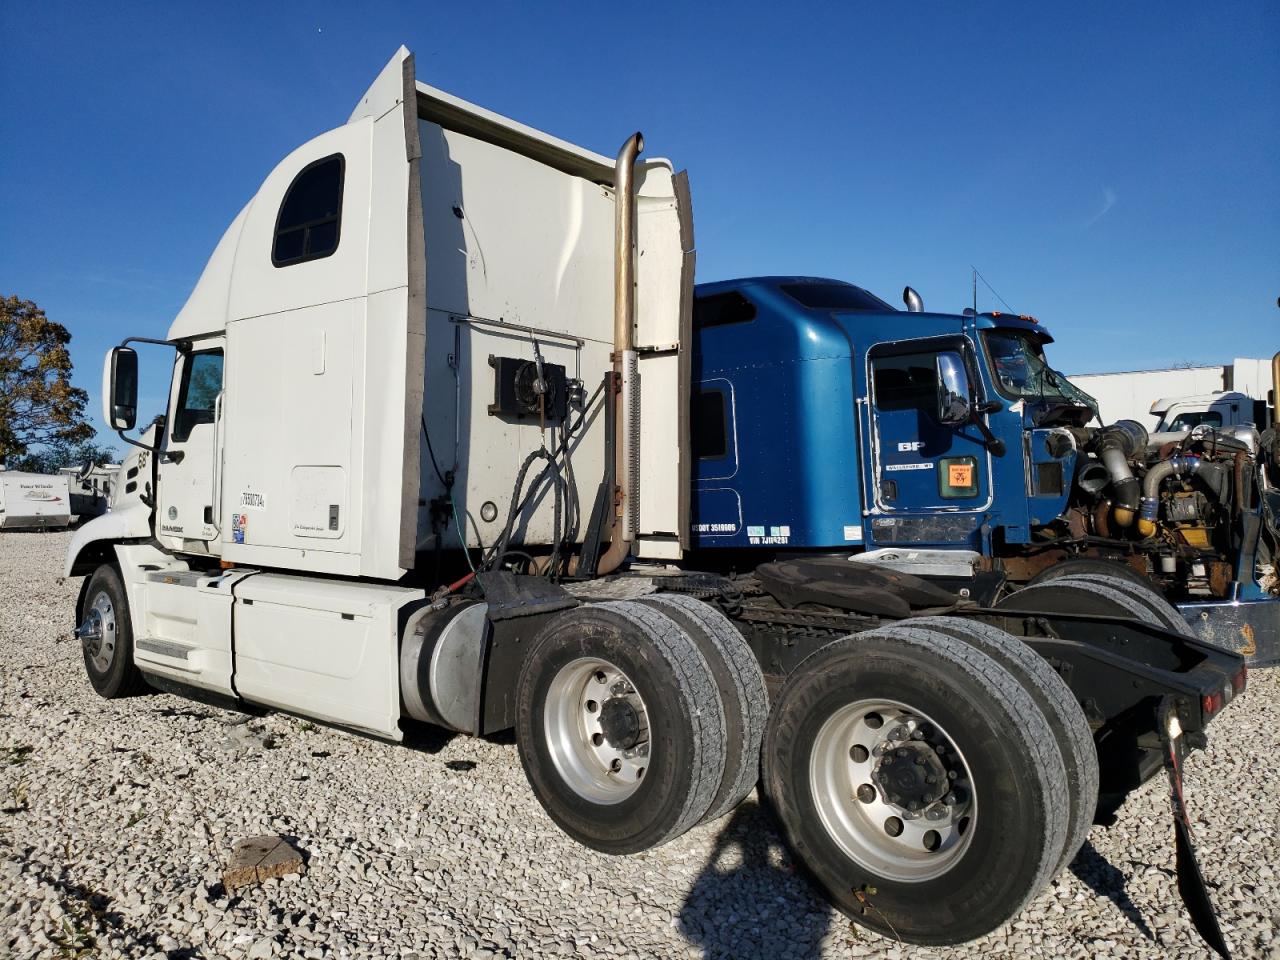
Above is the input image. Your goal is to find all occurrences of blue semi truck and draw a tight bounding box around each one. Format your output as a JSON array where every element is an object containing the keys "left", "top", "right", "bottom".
[{"left": 688, "top": 276, "right": 1279, "bottom": 667}]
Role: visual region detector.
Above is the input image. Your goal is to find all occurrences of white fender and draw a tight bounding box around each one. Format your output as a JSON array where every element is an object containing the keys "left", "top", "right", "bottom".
[{"left": 64, "top": 501, "right": 154, "bottom": 577}]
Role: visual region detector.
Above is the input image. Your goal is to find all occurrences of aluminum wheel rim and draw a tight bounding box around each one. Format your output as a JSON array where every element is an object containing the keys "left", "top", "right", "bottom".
[
  {"left": 810, "top": 698, "right": 976, "bottom": 882},
  {"left": 80, "top": 591, "right": 118, "bottom": 674},
  {"left": 544, "top": 657, "right": 650, "bottom": 804}
]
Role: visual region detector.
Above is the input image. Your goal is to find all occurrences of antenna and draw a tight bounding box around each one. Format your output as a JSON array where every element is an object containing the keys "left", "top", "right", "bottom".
[{"left": 971, "top": 265, "right": 1015, "bottom": 313}]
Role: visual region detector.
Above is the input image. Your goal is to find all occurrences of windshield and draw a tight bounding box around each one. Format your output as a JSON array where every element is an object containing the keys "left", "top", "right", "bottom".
[
  {"left": 1157, "top": 410, "right": 1222, "bottom": 433},
  {"left": 982, "top": 329, "right": 1098, "bottom": 416}
]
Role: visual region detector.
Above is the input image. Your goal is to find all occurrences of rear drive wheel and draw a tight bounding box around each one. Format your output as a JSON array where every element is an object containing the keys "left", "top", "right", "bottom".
[
  {"left": 1028, "top": 557, "right": 1153, "bottom": 590},
  {"left": 763, "top": 624, "right": 1069, "bottom": 945},
  {"left": 1048, "top": 573, "right": 1193, "bottom": 637},
  {"left": 636, "top": 592, "right": 768, "bottom": 822},
  {"left": 515, "top": 600, "right": 726, "bottom": 854},
  {"left": 77, "top": 564, "right": 146, "bottom": 698},
  {"left": 997, "top": 578, "right": 1163, "bottom": 628},
  {"left": 908, "top": 617, "right": 1098, "bottom": 876}
]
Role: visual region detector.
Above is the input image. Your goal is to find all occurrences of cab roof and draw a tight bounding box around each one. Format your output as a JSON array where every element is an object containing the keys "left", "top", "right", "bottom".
[{"left": 696, "top": 276, "right": 1053, "bottom": 341}]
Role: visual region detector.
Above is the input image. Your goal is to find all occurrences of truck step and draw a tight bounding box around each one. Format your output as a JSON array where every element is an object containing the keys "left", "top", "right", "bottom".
[{"left": 135, "top": 637, "right": 194, "bottom": 662}]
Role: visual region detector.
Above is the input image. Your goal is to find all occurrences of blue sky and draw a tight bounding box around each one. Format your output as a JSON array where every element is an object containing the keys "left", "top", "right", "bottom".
[{"left": 2, "top": 1, "right": 1277, "bottom": 447}]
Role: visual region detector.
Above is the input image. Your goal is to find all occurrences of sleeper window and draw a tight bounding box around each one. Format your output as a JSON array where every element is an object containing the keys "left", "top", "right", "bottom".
[
  {"left": 693, "top": 389, "right": 728, "bottom": 459},
  {"left": 272, "top": 154, "right": 344, "bottom": 267}
]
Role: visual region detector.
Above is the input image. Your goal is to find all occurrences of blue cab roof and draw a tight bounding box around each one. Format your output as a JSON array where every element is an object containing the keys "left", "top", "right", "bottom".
[{"left": 696, "top": 276, "right": 1053, "bottom": 342}]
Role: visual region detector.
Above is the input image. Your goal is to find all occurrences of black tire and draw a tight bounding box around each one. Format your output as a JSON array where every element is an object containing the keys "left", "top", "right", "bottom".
[
  {"left": 997, "top": 579, "right": 1163, "bottom": 628},
  {"left": 515, "top": 600, "right": 726, "bottom": 854},
  {"left": 763, "top": 624, "right": 1069, "bottom": 945},
  {"left": 79, "top": 564, "right": 147, "bottom": 698},
  {"left": 908, "top": 617, "right": 1098, "bottom": 877},
  {"left": 636, "top": 592, "right": 768, "bottom": 823},
  {"left": 1027, "top": 557, "right": 1153, "bottom": 590},
  {"left": 1049, "top": 573, "right": 1193, "bottom": 637}
]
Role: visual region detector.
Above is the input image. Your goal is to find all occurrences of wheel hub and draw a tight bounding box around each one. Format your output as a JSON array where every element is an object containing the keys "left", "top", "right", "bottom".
[
  {"left": 76, "top": 609, "right": 104, "bottom": 656},
  {"left": 77, "top": 592, "right": 117, "bottom": 673},
  {"left": 599, "top": 696, "right": 642, "bottom": 750},
  {"left": 873, "top": 741, "right": 950, "bottom": 809}
]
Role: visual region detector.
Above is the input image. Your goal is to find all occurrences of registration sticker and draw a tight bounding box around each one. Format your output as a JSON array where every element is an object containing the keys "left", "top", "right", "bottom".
[
  {"left": 231, "top": 513, "right": 248, "bottom": 544},
  {"left": 239, "top": 491, "right": 267, "bottom": 512}
]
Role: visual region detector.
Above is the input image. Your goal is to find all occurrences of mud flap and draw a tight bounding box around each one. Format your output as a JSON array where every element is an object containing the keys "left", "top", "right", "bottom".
[{"left": 1161, "top": 699, "right": 1231, "bottom": 959}]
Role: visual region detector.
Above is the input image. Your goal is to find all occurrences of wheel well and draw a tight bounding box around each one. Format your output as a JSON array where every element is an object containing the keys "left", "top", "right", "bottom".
[{"left": 68, "top": 540, "right": 123, "bottom": 579}]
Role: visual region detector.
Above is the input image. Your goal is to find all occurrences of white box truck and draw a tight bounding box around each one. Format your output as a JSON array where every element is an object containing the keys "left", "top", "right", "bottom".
[
  {"left": 65, "top": 49, "right": 1247, "bottom": 950},
  {"left": 0, "top": 471, "right": 72, "bottom": 530}
]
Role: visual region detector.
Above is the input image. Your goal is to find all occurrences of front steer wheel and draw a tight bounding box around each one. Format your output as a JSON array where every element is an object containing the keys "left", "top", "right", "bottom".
[
  {"left": 78, "top": 565, "right": 147, "bottom": 698},
  {"left": 763, "top": 624, "right": 1070, "bottom": 945},
  {"left": 515, "top": 601, "right": 727, "bottom": 855}
]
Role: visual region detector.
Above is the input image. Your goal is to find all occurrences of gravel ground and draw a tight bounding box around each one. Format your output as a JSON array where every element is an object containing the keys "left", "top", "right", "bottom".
[{"left": 1, "top": 530, "right": 1277, "bottom": 960}]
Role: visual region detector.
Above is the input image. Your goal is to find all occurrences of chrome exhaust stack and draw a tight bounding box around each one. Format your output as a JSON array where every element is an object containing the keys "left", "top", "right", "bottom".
[{"left": 598, "top": 132, "right": 643, "bottom": 575}]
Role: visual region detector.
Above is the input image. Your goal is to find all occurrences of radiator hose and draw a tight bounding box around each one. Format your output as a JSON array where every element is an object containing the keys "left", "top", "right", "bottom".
[{"left": 1094, "top": 420, "right": 1148, "bottom": 528}]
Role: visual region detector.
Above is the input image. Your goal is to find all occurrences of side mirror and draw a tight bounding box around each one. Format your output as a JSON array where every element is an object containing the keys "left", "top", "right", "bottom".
[
  {"left": 103, "top": 347, "right": 138, "bottom": 431},
  {"left": 935, "top": 351, "right": 971, "bottom": 425}
]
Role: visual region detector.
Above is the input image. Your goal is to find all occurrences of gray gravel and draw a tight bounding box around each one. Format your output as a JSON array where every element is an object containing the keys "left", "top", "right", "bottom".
[{"left": 1, "top": 530, "right": 1277, "bottom": 959}]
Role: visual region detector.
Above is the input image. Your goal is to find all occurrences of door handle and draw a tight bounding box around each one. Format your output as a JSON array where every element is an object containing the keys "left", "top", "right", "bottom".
[{"left": 210, "top": 390, "right": 225, "bottom": 534}]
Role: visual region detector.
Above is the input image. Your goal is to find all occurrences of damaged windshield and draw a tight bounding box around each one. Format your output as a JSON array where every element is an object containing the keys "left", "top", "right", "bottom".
[{"left": 982, "top": 329, "right": 1098, "bottom": 417}]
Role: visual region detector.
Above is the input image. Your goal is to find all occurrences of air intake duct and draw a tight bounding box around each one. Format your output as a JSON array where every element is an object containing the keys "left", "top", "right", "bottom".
[{"left": 1093, "top": 420, "right": 1148, "bottom": 528}]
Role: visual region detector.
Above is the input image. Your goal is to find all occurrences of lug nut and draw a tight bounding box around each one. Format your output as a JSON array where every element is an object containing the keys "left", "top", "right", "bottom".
[
  {"left": 896, "top": 748, "right": 908, "bottom": 758},
  {"left": 944, "top": 791, "right": 957, "bottom": 805},
  {"left": 948, "top": 770, "right": 958, "bottom": 780}
]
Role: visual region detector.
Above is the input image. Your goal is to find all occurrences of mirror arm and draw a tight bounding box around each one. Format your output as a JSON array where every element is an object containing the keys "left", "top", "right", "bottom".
[
  {"left": 967, "top": 405, "right": 1006, "bottom": 456},
  {"left": 115, "top": 428, "right": 161, "bottom": 454}
]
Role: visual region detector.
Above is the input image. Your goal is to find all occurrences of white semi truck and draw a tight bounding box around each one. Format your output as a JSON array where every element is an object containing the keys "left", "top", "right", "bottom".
[{"left": 67, "top": 49, "right": 1247, "bottom": 952}]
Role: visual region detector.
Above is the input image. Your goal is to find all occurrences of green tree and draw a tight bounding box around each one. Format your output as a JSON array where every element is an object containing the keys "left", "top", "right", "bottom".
[
  {"left": 8, "top": 438, "right": 121, "bottom": 474},
  {"left": 0, "top": 295, "right": 93, "bottom": 463}
]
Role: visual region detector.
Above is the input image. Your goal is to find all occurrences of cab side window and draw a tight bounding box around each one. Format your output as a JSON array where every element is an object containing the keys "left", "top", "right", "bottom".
[
  {"left": 172, "top": 350, "right": 224, "bottom": 442},
  {"left": 872, "top": 350, "right": 939, "bottom": 413},
  {"left": 272, "top": 154, "right": 345, "bottom": 267}
]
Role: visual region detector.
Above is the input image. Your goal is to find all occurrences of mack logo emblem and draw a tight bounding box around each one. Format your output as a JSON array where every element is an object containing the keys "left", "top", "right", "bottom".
[{"left": 167, "top": 506, "right": 178, "bottom": 521}]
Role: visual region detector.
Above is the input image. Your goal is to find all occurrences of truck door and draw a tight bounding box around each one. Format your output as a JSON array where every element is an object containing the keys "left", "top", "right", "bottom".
[
  {"left": 865, "top": 341, "right": 991, "bottom": 545},
  {"left": 157, "top": 340, "right": 225, "bottom": 552}
]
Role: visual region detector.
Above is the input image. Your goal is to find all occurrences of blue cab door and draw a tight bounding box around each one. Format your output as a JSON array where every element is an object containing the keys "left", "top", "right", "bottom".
[{"left": 863, "top": 340, "right": 991, "bottom": 547}]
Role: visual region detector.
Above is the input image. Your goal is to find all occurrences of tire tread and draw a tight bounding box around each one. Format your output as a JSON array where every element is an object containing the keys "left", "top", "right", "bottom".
[{"left": 637, "top": 593, "right": 768, "bottom": 822}]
